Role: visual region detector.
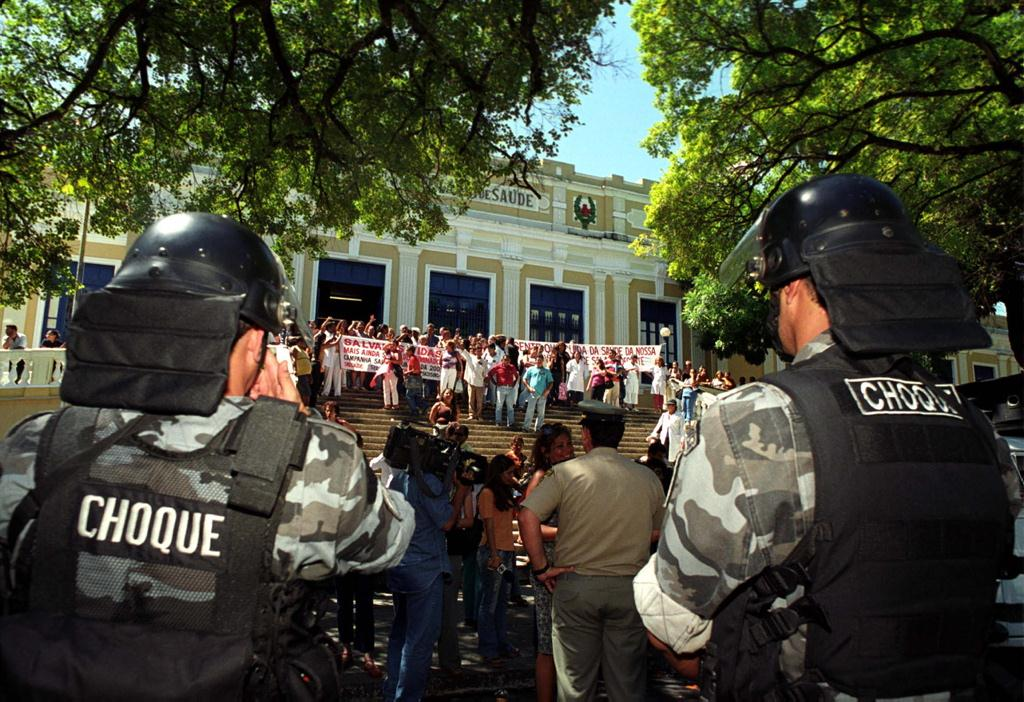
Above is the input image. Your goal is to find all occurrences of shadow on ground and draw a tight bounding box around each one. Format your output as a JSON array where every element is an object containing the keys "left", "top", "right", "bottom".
[{"left": 323, "top": 573, "right": 698, "bottom": 701}]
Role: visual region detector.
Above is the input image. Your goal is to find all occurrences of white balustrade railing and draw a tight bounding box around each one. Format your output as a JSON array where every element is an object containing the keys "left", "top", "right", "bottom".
[{"left": 0, "top": 349, "right": 67, "bottom": 388}]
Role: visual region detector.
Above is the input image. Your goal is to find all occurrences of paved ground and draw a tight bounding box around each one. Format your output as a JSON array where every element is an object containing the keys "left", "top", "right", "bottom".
[{"left": 323, "top": 572, "right": 699, "bottom": 701}]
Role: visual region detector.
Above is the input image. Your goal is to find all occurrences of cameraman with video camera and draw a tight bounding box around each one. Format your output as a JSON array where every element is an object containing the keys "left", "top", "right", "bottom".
[{"left": 382, "top": 425, "right": 478, "bottom": 701}]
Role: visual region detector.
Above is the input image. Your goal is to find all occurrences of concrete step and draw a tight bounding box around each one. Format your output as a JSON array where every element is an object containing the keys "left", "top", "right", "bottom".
[{"left": 320, "top": 390, "right": 664, "bottom": 462}]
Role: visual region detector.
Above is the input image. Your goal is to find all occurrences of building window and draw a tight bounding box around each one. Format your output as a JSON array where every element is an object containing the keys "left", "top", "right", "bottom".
[
  {"left": 428, "top": 272, "right": 490, "bottom": 336},
  {"left": 640, "top": 299, "right": 678, "bottom": 366},
  {"left": 39, "top": 262, "right": 115, "bottom": 343},
  {"left": 972, "top": 363, "right": 996, "bottom": 382},
  {"left": 316, "top": 259, "right": 386, "bottom": 323},
  {"left": 529, "top": 285, "right": 583, "bottom": 342},
  {"left": 933, "top": 358, "right": 956, "bottom": 383}
]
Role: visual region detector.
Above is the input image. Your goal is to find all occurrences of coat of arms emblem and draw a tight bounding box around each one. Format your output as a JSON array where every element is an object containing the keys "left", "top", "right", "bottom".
[{"left": 573, "top": 195, "right": 597, "bottom": 229}]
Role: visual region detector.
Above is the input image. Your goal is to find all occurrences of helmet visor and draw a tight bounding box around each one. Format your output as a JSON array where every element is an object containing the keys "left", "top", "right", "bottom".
[
  {"left": 718, "top": 210, "right": 766, "bottom": 287},
  {"left": 272, "top": 254, "right": 315, "bottom": 349}
]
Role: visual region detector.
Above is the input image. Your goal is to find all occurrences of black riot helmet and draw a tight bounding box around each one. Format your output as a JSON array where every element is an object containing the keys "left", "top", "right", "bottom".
[
  {"left": 110, "top": 213, "right": 309, "bottom": 339},
  {"left": 720, "top": 174, "right": 990, "bottom": 356},
  {"left": 62, "top": 213, "right": 311, "bottom": 415}
]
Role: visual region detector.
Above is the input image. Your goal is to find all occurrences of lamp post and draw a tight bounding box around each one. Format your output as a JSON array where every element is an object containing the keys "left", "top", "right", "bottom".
[{"left": 659, "top": 326, "right": 672, "bottom": 363}]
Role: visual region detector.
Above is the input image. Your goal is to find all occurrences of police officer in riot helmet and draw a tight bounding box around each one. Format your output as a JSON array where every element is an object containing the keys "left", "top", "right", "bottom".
[
  {"left": 634, "top": 175, "right": 1021, "bottom": 700},
  {"left": 0, "top": 213, "right": 415, "bottom": 700}
]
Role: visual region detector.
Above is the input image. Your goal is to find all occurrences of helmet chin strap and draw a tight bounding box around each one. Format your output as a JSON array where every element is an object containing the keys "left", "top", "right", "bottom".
[{"left": 767, "top": 289, "right": 794, "bottom": 364}]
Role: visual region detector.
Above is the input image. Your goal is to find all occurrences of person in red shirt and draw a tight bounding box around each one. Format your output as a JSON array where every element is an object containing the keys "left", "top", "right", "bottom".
[
  {"left": 486, "top": 355, "right": 520, "bottom": 428},
  {"left": 403, "top": 345, "right": 423, "bottom": 417}
]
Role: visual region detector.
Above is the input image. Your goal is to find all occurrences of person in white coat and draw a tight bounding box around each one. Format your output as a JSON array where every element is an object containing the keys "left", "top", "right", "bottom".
[
  {"left": 319, "top": 321, "right": 346, "bottom": 398},
  {"left": 649, "top": 357, "right": 668, "bottom": 412},
  {"left": 647, "top": 398, "right": 684, "bottom": 464},
  {"left": 459, "top": 344, "right": 488, "bottom": 420},
  {"left": 565, "top": 349, "right": 589, "bottom": 406},
  {"left": 623, "top": 354, "right": 641, "bottom": 411}
]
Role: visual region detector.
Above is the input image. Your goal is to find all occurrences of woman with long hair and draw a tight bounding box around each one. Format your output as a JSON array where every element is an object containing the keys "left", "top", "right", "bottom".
[
  {"left": 505, "top": 434, "right": 527, "bottom": 479},
  {"left": 524, "top": 423, "right": 575, "bottom": 702},
  {"left": 565, "top": 349, "right": 588, "bottom": 406},
  {"left": 377, "top": 342, "right": 402, "bottom": 409},
  {"left": 681, "top": 363, "right": 698, "bottom": 422},
  {"left": 602, "top": 354, "right": 621, "bottom": 407},
  {"left": 439, "top": 340, "right": 461, "bottom": 397},
  {"left": 589, "top": 359, "right": 608, "bottom": 400},
  {"left": 428, "top": 388, "right": 460, "bottom": 432},
  {"left": 548, "top": 341, "right": 570, "bottom": 406},
  {"left": 476, "top": 454, "right": 520, "bottom": 666}
]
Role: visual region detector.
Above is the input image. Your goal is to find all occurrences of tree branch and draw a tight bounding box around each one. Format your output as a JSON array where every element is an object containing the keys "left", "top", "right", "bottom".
[
  {"left": 0, "top": 0, "right": 148, "bottom": 153},
  {"left": 391, "top": 0, "right": 486, "bottom": 94}
]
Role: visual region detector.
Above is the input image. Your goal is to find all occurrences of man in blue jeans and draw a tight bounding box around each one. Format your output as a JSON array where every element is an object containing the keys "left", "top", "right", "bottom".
[
  {"left": 521, "top": 356, "right": 554, "bottom": 432},
  {"left": 486, "top": 355, "right": 520, "bottom": 428},
  {"left": 385, "top": 457, "right": 474, "bottom": 701}
]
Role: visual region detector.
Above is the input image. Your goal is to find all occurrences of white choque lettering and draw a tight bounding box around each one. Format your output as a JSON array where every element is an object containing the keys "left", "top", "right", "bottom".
[
  {"left": 860, "top": 382, "right": 885, "bottom": 411},
  {"left": 896, "top": 383, "right": 918, "bottom": 410},
  {"left": 77, "top": 495, "right": 104, "bottom": 538},
  {"left": 879, "top": 381, "right": 901, "bottom": 410},
  {"left": 76, "top": 494, "right": 224, "bottom": 559}
]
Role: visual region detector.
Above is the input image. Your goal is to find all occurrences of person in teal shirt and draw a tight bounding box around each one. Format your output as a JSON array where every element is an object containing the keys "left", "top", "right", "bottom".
[{"left": 521, "top": 356, "right": 554, "bottom": 432}]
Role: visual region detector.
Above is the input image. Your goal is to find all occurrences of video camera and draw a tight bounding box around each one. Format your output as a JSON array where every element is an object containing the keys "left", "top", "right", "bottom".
[
  {"left": 383, "top": 423, "right": 490, "bottom": 490},
  {"left": 384, "top": 423, "right": 459, "bottom": 483},
  {"left": 456, "top": 448, "right": 488, "bottom": 486}
]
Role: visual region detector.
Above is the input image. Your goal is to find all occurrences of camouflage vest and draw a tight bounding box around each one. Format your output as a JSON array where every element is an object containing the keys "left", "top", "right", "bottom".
[
  {"left": 704, "top": 346, "right": 1011, "bottom": 701},
  {"left": 0, "top": 399, "right": 339, "bottom": 701}
]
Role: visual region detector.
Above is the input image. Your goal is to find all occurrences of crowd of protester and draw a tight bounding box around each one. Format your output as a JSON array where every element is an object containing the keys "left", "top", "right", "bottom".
[
  {"left": 138, "top": 312, "right": 747, "bottom": 697},
  {"left": 3, "top": 312, "right": 750, "bottom": 698},
  {"left": 296, "top": 327, "right": 753, "bottom": 700},
  {"left": 292, "top": 315, "right": 752, "bottom": 434}
]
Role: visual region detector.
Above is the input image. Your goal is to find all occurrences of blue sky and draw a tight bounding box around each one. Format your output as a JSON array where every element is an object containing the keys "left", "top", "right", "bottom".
[{"left": 553, "top": 3, "right": 668, "bottom": 184}]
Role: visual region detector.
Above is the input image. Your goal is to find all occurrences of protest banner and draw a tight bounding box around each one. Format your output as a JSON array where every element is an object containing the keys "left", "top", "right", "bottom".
[
  {"left": 339, "top": 336, "right": 388, "bottom": 372},
  {"left": 339, "top": 336, "right": 443, "bottom": 380},
  {"left": 517, "top": 340, "right": 663, "bottom": 370},
  {"left": 414, "top": 344, "right": 442, "bottom": 381}
]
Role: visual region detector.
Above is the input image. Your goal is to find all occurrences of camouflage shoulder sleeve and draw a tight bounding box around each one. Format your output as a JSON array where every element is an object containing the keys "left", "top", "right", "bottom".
[
  {"left": 0, "top": 412, "right": 53, "bottom": 542},
  {"left": 272, "top": 418, "right": 414, "bottom": 580},
  {"left": 654, "top": 382, "right": 815, "bottom": 618}
]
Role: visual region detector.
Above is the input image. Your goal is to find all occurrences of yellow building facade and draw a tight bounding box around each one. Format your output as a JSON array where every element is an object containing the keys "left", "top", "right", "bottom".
[{"left": 2, "top": 158, "right": 1019, "bottom": 401}]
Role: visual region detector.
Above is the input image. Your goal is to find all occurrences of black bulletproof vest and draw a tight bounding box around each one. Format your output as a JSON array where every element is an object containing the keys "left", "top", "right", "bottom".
[
  {"left": 1, "top": 398, "right": 313, "bottom": 701},
  {"left": 707, "top": 347, "right": 1011, "bottom": 701}
]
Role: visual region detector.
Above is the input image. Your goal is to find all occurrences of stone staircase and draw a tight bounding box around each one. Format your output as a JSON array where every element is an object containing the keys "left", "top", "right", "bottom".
[
  {"left": 320, "top": 388, "right": 698, "bottom": 699},
  {"left": 320, "top": 387, "right": 665, "bottom": 462}
]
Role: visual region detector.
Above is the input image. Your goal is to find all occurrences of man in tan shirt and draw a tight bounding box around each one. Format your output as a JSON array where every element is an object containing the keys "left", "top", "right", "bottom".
[{"left": 520, "top": 400, "right": 665, "bottom": 701}]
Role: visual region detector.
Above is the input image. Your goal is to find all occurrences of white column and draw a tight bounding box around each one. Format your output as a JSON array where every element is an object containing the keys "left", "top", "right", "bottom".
[
  {"left": 291, "top": 251, "right": 307, "bottom": 313},
  {"left": 455, "top": 229, "right": 472, "bottom": 271},
  {"left": 613, "top": 195, "right": 626, "bottom": 236},
  {"left": 592, "top": 272, "right": 606, "bottom": 344},
  {"left": 612, "top": 273, "right": 631, "bottom": 344},
  {"left": 502, "top": 261, "right": 523, "bottom": 338},
  {"left": 397, "top": 248, "right": 420, "bottom": 326},
  {"left": 553, "top": 185, "right": 568, "bottom": 233}
]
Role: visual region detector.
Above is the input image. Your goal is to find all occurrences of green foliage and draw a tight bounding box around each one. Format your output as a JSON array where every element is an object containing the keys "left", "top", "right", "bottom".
[
  {"left": 632, "top": 0, "right": 1024, "bottom": 362},
  {"left": 0, "top": 0, "right": 618, "bottom": 307},
  {"left": 682, "top": 273, "right": 770, "bottom": 365}
]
